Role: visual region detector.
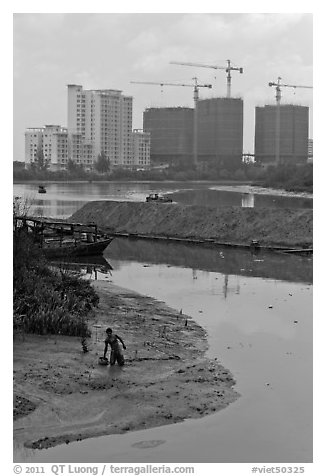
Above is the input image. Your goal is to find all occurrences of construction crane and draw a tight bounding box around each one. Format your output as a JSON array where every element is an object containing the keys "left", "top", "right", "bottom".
[
  {"left": 170, "top": 59, "right": 243, "bottom": 98},
  {"left": 130, "top": 78, "right": 212, "bottom": 166},
  {"left": 268, "top": 77, "right": 313, "bottom": 164}
]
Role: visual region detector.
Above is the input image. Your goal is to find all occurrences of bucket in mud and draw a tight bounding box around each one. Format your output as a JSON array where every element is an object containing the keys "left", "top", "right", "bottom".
[{"left": 98, "top": 357, "right": 109, "bottom": 366}]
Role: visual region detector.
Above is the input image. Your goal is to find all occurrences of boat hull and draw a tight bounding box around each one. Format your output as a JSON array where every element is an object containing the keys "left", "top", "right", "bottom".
[
  {"left": 146, "top": 197, "right": 172, "bottom": 203},
  {"left": 42, "top": 238, "right": 113, "bottom": 258}
]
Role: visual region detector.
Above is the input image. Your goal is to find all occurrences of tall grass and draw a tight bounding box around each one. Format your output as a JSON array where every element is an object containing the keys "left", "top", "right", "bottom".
[{"left": 13, "top": 226, "right": 98, "bottom": 337}]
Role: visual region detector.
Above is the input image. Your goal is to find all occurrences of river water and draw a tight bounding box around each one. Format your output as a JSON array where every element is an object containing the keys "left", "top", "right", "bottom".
[
  {"left": 13, "top": 181, "right": 312, "bottom": 218},
  {"left": 13, "top": 182, "right": 313, "bottom": 463}
]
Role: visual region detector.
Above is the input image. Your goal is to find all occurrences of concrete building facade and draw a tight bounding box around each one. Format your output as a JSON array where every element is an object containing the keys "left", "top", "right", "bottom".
[
  {"left": 308, "top": 138, "right": 313, "bottom": 162},
  {"left": 25, "top": 125, "right": 68, "bottom": 171},
  {"left": 67, "top": 84, "right": 133, "bottom": 169},
  {"left": 197, "top": 97, "right": 243, "bottom": 169},
  {"left": 255, "top": 104, "right": 309, "bottom": 165},
  {"left": 143, "top": 107, "right": 194, "bottom": 165},
  {"left": 25, "top": 127, "right": 43, "bottom": 165},
  {"left": 132, "top": 129, "right": 151, "bottom": 169}
]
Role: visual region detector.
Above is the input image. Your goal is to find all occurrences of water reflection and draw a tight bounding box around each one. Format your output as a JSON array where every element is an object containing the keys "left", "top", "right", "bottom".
[
  {"left": 170, "top": 188, "right": 312, "bottom": 209},
  {"left": 104, "top": 238, "right": 312, "bottom": 284},
  {"left": 242, "top": 193, "right": 255, "bottom": 207},
  {"left": 50, "top": 255, "right": 113, "bottom": 280}
]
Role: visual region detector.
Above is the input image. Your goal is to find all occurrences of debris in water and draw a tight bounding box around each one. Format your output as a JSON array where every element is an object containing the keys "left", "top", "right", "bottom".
[
  {"left": 294, "top": 320, "right": 298, "bottom": 324},
  {"left": 268, "top": 305, "right": 273, "bottom": 309}
]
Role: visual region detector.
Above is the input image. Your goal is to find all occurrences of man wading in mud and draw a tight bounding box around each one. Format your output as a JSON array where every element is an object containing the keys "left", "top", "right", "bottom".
[{"left": 103, "top": 328, "right": 126, "bottom": 366}]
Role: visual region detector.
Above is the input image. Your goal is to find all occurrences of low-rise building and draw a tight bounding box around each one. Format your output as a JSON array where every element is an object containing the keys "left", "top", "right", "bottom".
[
  {"left": 25, "top": 127, "right": 44, "bottom": 166},
  {"left": 132, "top": 129, "right": 150, "bottom": 169},
  {"left": 307, "top": 138, "right": 313, "bottom": 162},
  {"left": 25, "top": 125, "right": 68, "bottom": 171}
]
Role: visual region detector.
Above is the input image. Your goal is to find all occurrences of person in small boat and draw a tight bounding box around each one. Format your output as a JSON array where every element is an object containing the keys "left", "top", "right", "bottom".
[{"left": 103, "top": 327, "right": 126, "bottom": 366}]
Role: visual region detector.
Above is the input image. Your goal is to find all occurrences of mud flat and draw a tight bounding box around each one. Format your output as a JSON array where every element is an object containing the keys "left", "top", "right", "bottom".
[
  {"left": 13, "top": 281, "right": 239, "bottom": 451},
  {"left": 71, "top": 201, "right": 312, "bottom": 248}
]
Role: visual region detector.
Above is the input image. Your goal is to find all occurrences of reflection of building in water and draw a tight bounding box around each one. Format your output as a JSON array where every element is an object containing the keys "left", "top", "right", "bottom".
[
  {"left": 223, "top": 274, "right": 240, "bottom": 299},
  {"left": 242, "top": 193, "right": 255, "bottom": 208}
]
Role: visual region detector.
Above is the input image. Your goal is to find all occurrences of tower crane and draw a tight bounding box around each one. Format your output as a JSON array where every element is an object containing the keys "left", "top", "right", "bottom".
[
  {"left": 268, "top": 77, "right": 313, "bottom": 164},
  {"left": 170, "top": 59, "right": 243, "bottom": 98},
  {"left": 130, "top": 78, "right": 212, "bottom": 166}
]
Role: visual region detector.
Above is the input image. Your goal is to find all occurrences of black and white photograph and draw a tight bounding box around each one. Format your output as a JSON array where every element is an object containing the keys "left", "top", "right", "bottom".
[{"left": 9, "top": 4, "right": 318, "bottom": 473}]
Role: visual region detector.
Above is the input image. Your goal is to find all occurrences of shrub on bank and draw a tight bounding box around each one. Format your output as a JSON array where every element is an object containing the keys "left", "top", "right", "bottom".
[
  {"left": 258, "top": 163, "right": 313, "bottom": 194},
  {"left": 13, "top": 229, "right": 98, "bottom": 337}
]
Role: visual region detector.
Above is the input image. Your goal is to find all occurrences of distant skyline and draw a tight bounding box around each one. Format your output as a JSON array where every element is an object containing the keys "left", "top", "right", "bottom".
[{"left": 13, "top": 13, "right": 313, "bottom": 161}]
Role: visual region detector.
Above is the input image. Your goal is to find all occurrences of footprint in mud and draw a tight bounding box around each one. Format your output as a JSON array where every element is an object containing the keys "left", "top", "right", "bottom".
[{"left": 131, "top": 439, "right": 166, "bottom": 449}]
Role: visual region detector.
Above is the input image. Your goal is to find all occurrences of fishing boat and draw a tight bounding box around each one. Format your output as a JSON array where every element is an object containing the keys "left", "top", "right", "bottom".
[
  {"left": 14, "top": 216, "right": 114, "bottom": 258},
  {"left": 38, "top": 185, "right": 47, "bottom": 194},
  {"left": 146, "top": 193, "right": 172, "bottom": 203}
]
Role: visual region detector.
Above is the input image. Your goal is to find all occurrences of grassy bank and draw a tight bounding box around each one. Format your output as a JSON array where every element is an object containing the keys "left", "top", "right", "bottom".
[
  {"left": 13, "top": 228, "right": 99, "bottom": 337},
  {"left": 71, "top": 201, "right": 312, "bottom": 248}
]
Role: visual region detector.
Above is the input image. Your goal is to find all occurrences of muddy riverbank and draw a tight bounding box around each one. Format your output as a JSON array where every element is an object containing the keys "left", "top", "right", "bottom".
[
  {"left": 13, "top": 281, "right": 239, "bottom": 451},
  {"left": 71, "top": 201, "right": 312, "bottom": 248}
]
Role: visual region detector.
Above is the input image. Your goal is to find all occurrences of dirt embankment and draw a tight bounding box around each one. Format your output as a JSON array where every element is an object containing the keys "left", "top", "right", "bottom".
[
  {"left": 13, "top": 281, "right": 239, "bottom": 451},
  {"left": 70, "top": 201, "right": 312, "bottom": 248}
]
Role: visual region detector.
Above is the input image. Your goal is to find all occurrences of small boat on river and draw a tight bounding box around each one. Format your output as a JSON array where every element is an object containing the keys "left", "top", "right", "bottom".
[
  {"left": 146, "top": 193, "right": 172, "bottom": 203},
  {"left": 14, "top": 216, "right": 114, "bottom": 258},
  {"left": 38, "top": 185, "right": 47, "bottom": 194}
]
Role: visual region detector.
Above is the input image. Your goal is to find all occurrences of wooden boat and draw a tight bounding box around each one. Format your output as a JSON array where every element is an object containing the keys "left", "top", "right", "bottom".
[
  {"left": 38, "top": 185, "right": 47, "bottom": 194},
  {"left": 42, "top": 237, "right": 114, "bottom": 258},
  {"left": 14, "top": 216, "right": 114, "bottom": 258},
  {"left": 146, "top": 193, "right": 172, "bottom": 203}
]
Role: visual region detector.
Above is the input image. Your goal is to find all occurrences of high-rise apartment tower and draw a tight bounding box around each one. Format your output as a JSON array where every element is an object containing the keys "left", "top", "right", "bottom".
[{"left": 67, "top": 84, "right": 133, "bottom": 168}]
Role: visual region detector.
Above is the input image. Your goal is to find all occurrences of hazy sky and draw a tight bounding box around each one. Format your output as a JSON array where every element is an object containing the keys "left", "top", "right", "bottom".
[{"left": 13, "top": 13, "right": 313, "bottom": 160}]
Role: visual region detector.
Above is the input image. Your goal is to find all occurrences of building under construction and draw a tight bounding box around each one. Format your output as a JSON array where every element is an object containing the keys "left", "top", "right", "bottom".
[
  {"left": 197, "top": 97, "right": 243, "bottom": 168},
  {"left": 143, "top": 98, "right": 243, "bottom": 168},
  {"left": 143, "top": 107, "right": 194, "bottom": 165},
  {"left": 255, "top": 104, "right": 309, "bottom": 165}
]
